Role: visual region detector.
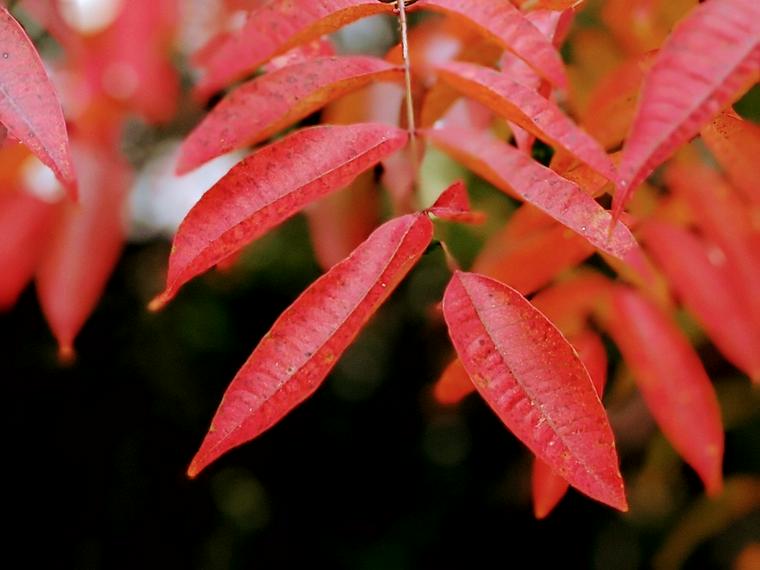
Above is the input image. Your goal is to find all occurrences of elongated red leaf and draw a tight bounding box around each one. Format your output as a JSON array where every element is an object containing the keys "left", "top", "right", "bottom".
[
  {"left": 433, "top": 358, "right": 474, "bottom": 405},
  {"left": 36, "top": 144, "right": 129, "bottom": 360},
  {"left": 152, "top": 123, "right": 408, "bottom": 309},
  {"left": 438, "top": 61, "right": 617, "bottom": 182},
  {"left": 426, "top": 180, "right": 485, "bottom": 224},
  {"left": 422, "top": 127, "right": 642, "bottom": 266},
  {"left": 188, "top": 213, "right": 434, "bottom": 476},
  {"left": 0, "top": 7, "right": 76, "bottom": 197},
  {"left": 701, "top": 108, "right": 760, "bottom": 205},
  {"left": 177, "top": 56, "right": 403, "bottom": 174},
  {"left": 642, "top": 221, "right": 760, "bottom": 382},
  {"left": 615, "top": 0, "right": 760, "bottom": 215},
  {"left": 533, "top": 329, "right": 608, "bottom": 518},
  {"left": 416, "top": 0, "right": 567, "bottom": 88},
  {"left": 606, "top": 287, "right": 724, "bottom": 495},
  {"left": 194, "top": 0, "right": 391, "bottom": 98},
  {"left": 443, "top": 271, "right": 626, "bottom": 510}
]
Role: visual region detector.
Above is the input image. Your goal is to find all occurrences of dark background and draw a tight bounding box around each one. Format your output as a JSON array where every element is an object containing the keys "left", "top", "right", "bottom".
[{"left": 4, "top": 213, "right": 758, "bottom": 570}]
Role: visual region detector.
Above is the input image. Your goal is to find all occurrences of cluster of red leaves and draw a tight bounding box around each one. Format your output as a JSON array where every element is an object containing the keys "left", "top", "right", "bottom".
[{"left": 1, "top": 0, "right": 758, "bottom": 518}]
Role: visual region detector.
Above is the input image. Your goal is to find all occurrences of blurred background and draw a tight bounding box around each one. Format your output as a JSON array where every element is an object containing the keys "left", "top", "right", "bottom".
[{"left": 2, "top": 0, "right": 759, "bottom": 568}]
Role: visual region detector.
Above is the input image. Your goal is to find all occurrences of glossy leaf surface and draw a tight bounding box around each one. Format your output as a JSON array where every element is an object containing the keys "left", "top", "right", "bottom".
[
  {"left": 154, "top": 123, "right": 408, "bottom": 308},
  {"left": 188, "top": 213, "right": 434, "bottom": 476},
  {"left": 443, "top": 271, "right": 627, "bottom": 510}
]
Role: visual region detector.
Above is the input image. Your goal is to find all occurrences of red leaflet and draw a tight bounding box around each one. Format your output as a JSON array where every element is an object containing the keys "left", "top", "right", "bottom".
[
  {"left": 642, "top": 221, "right": 760, "bottom": 382},
  {"left": 152, "top": 124, "right": 408, "bottom": 308},
  {"left": 36, "top": 144, "right": 130, "bottom": 360},
  {"left": 422, "top": 127, "right": 642, "bottom": 266},
  {"left": 416, "top": 0, "right": 568, "bottom": 88},
  {"left": 0, "top": 7, "right": 76, "bottom": 197},
  {"left": 607, "top": 287, "right": 724, "bottom": 495},
  {"left": 443, "top": 271, "right": 626, "bottom": 510},
  {"left": 426, "top": 180, "right": 485, "bottom": 224},
  {"left": 701, "top": 108, "right": 760, "bottom": 206},
  {"left": 533, "top": 329, "right": 608, "bottom": 518},
  {"left": 177, "top": 56, "right": 404, "bottom": 174},
  {"left": 433, "top": 358, "right": 474, "bottom": 405},
  {"left": 438, "top": 61, "right": 617, "bottom": 182},
  {"left": 188, "top": 213, "right": 434, "bottom": 477},
  {"left": 194, "top": 0, "right": 391, "bottom": 98},
  {"left": 615, "top": 0, "right": 760, "bottom": 215},
  {"left": 0, "top": 188, "right": 58, "bottom": 310}
]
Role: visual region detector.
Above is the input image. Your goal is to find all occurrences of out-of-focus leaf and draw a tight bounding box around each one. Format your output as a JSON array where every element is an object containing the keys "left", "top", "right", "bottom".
[
  {"left": 188, "top": 213, "right": 433, "bottom": 477},
  {"left": 616, "top": 0, "right": 760, "bottom": 215},
  {"left": 606, "top": 286, "right": 724, "bottom": 495},
  {"left": 416, "top": 0, "right": 568, "bottom": 88},
  {"left": 643, "top": 220, "right": 760, "bottom": 382},
  {"left": 152, "top": 124, "right": 408, "bottom": 308},
  {"left": 193, "top": 0, "right": 392, "bottom": 98},
  {"left": 433, "top": 358, "right": 474, "bottom": 405},
  {"left": 177, "top": 56, "right": 403, "bottom": 174},
  {"left": 438, "top": 61, "right": 617, "bottom": 182},
  {"left": 0, "top": 6, "right": 76, "bottom": 196},
  {"left": 443, "top": 271, "right": 627, "bottom": 510},
  {"left": 422, "top": 127, "right": 643, "bottom": 266}
]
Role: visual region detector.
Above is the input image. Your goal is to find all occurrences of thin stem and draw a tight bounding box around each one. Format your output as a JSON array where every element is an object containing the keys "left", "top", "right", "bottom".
[{"left": 397, "top": 1, "right": 418, "bottom": 162}]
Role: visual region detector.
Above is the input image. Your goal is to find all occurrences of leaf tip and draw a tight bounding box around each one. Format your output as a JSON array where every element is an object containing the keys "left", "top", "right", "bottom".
[
  {"left": 57, "top": 343, "right": 76, "bottom": 365},
  {"left": 148, "top": 291, "right": 172, "bottom": 312}
]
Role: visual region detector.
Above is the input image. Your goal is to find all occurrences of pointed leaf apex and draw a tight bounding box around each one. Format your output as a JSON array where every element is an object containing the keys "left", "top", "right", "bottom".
[{"left": 148, "top": 291, "right": 173, "bottom": 312}]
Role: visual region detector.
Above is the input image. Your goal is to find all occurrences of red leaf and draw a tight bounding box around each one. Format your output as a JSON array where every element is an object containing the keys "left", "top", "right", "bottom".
[
  {"left": 0, "top": 6, "right": 76, "bottom": 197},
  {"left": 615, "top": 0, "right": 760, "bottom": 215},
  {"left": 533, "top": 329, "right": 608, "bottom": 518},
  {"left": 606, "top": 287, "right": 724, "bottom": 495},
  {"left": 701, "top": 108, "right": 760, "bottom": 206},
  {"left": 422, "top": 127, "right": 642, "bottom": 266},
  {"left": 193, "top": 0, "right": 391, "bottom": 98},
  {"left": 426, "top": 180, "right": 485, "bottom": 224},
  {"left": 442, "top": 271, "right": 626, "bottom": 510},
  {"left": 433, "top": 358, "right": 475, "bottom": 405},
  {"left": 0, "top": 188, "right": 58, "bottom": 310},
  {"left": 152, "top": 123, "right": 408, "bottom": 309},
  {"left": 36, "top": 144, "right": 129, "bottom": 360},
  {"left": 642, "top": 221, "right": 760, "bottom": 382},
  {"left": 188, "top": 213, "right": 434, "bottom": 477},
  {"left": 416, "top": 0, "right": 568, "bottom": 88},
  {"left": 437, "top": 61, "right": 617, "bottom": 182},
  {"left": 177, "top": 56, "right": 404, "bottom": 174}
]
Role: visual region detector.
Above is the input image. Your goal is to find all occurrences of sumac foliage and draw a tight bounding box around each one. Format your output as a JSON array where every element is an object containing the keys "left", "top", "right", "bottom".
[{"left": 1, "top": 0, "right": 759, "bottom": 530}]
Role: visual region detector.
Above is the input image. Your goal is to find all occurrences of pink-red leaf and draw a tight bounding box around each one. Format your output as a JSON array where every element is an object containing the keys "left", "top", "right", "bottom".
[
  {"left": 193, "top": 0, "right": 391, "bottom": 98},
  {"left": 153, "top": 123, "right": 408, "bottom": 308},
  {"left": 426, "top": 180, "right": 485, "bottom": 224},
  {"left": 606, "top": 287, "right": 724, "bottom": 495},
  {"left": 442, "top": 271, "right": 626, "bottom": 510},
  {"left": 437, "top": 61, "right": 617, "bottom": 182},
  {"left": 642, "top": 221, "right": 760, "bottom": 382},
  {"left": 416, "top": 0, "right": 567, "bottom": 88},
  {"left": 0, "top": 7, "right": 76, "bottom": 197},
  {"left": 177, "top": 56, "right": 404, "bottom": 174},
  {"left": 615, "top": 0, "right": 760, "bottom": 215},
  {"left": 188, "top": 213, "right": 434, "bottom": 477},
  {"left": 532, "top": 328, "right": 608, "bottom": 518},
  {"left": 422, "top": 127, "right": 642, "bottom": 266}
]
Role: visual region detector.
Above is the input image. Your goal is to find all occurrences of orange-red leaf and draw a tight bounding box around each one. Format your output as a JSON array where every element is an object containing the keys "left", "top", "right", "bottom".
[
  {"left": 642, "top": 221, "right": 760, "bottom": 382},
  {"left": 177, "top": 56, "right": 403, "bottom": 174},
  {"left": 701, "top": 108, "right": 760, "bottom": 206},
  {"left": 36, "top": 144, "right": 129, "bottom": 359},
  {"left": 416, "top": 0, "right": 568, "bottom": 88},
  {"left": 153, "top": 124, "right": 408, "bottom": 308},
  {"left": 532, "top": 329, "right": 608, "bottom": 518},
  {"left": 442, "top": 271, "right": 626, "bottom": 510},
  {"left": 0, "top": 7, "right": 76, "bottom": 197},
  {"left": 615, "top": 0, "right": 760, "bottom": 215},
  {"left": 606, "top": 287, "right": 724, "bottom": 495},
  {"left": 422, "top": 127, "right": 642, "bottom": 265},
  {"left": 426, "top": 180, "right": 485, "bottom": 224},
  {"left": 433, "top": 358, "right": 474, "bottom": 405},
  {"left": 437, "top": 61, "right": 617, "bottom": 182},
  {"left": 193, "top": 0, "right": 391, "bottom": 98},
  {"left": 188, "top": 213, "right": 434, "bottom": 477}
]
